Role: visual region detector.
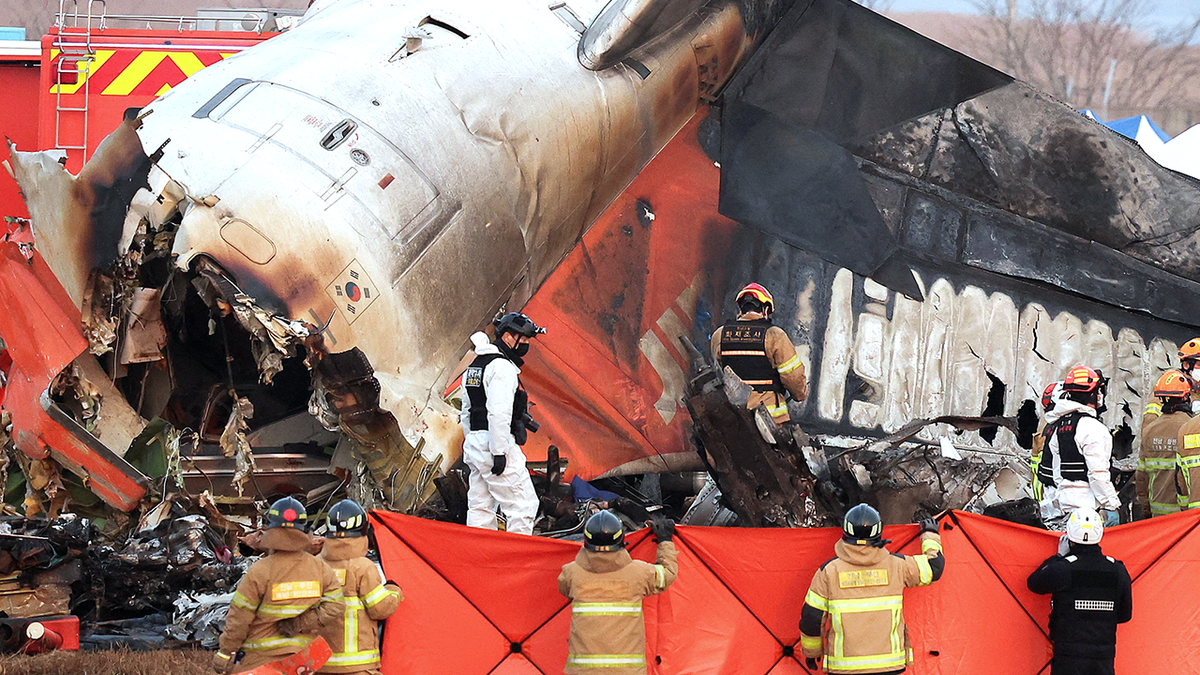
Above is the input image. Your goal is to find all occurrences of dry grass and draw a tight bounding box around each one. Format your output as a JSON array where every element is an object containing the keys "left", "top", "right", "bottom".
[{"left": 0, "top": 647, "right": 213, "bottom": 675}]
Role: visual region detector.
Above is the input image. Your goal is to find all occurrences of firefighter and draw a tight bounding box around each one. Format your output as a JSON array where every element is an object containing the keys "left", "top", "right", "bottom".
[
  {"left": 1032, "top": 381, "right": 1065, "bottom": 502},
  {"left": 799, "top": 505, "right": 943, "bottom": 674},
  {"left": 214, "top": 497, "right": 344, "bottom": 673},
  {"left": 461, "top": 312, "right": 545, "bottom": 535},
  {"left": 1036, "top": 366, "right": 1120, "bottom": 528},
  {"left": 317, "top": 500, "right": 402, "bottom": 674},
  {"left": 557, "top": 511, "right": 678, "bottom": 674},
  {"left": 1137, "top": 372, "right": 1192, "bottom": 518},
  {"left": 1144, "top": 340, "right": 1200, "bottom": 424},
  {"left": 710, "top": 283, "right": 807, "bottom": 424},
  {"left": 1027, "top": 508, "right": 1132, "bottom": 675},
  {"left": 1175, "top": 379, "right": 1200, "bottom": 512}
]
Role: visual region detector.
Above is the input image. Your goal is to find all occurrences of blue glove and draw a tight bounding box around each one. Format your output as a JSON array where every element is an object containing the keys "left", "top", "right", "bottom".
[{"left": 1101, "top": 510, "right": 1120, "bottom": 528}]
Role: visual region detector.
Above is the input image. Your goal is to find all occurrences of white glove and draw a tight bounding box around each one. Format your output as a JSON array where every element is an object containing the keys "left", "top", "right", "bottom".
[{"left": 1057, "top": 534, "right": 1070, "bottom": 556}]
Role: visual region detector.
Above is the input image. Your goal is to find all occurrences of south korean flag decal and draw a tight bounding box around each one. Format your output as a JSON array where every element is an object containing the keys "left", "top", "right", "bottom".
[{"left": 326, "top": 259, "right": 378, "bottom": 324}]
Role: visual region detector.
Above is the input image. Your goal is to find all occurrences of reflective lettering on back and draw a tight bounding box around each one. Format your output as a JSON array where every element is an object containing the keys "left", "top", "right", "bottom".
[
  {"left": 271, "top": 580, "right": 321, "bottom": 601},
  {"left": 334, "top": 568, "right": 347, "bottom": 585},
  {"left": 1184, "top": 433, "right": 1200, "bottom": 450},
  {"left": 464, "top": 366, "right": 484, "bottom": 388},
  {"left": 838, "top": 569, "right": 889, "bottom": 588}
]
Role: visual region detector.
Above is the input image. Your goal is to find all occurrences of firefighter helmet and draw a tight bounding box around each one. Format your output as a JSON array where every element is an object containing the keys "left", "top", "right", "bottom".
[
  {"left": 493, "top": 312, "right": 546, "bottom": 338},
  {"left": 266, "top": 496, "right": 307, "bottom": 531},
  {"left": 1041, "top": 381, "right": 1063, "bottom": 412},
  {"left": 325, "top": 499, "right": 368, "bottom": 538},
  {"left": 1154, "top": 371, "right": 1192, "bottom": 400},
  {"left": 1063, "top": 366, "right": 1105, "bottom": 394},
  {"left": 1178, "top": 338, "right": 1200, "bottom": 363},
  {"left": 583, "top": 510, "right": 625, "bottom": 552},
  {"left": 1065, "top": 508, "right": 1104, "bottom": 545},
  {"left": 735, "top": 283, "right": 775, "bottom": 316},
  {"left": 842, "top": 504, "right": 887, "bottom": 547}
]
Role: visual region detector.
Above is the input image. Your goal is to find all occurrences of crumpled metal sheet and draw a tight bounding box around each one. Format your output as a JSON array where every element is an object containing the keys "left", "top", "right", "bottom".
[
  {"left": 165, "top": 591, "right": 233, "bottom": 648},
  {"left": 119, "top": 287, "right": 168, "bottom": 365},
  {"left": 219, "top": 396, "right": 257, "bottom": 496}
]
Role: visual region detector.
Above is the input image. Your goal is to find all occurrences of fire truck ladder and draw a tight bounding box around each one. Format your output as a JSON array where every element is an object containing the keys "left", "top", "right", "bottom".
[{"left": 52, "top": 0, "right": 107, "bottom": 160}]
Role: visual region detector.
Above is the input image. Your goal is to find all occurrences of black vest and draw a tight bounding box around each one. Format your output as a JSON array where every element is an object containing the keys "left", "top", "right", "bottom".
[
  {"left": 463, "top": 353, "right": 529, "bottom": 444},
  {"left": 1049, "top": 549, "right": 1126, "bottom": 659},
  {"left": 1039, "top": 411, "right": 1090, "bottom": 486},
  {"left": 717, "top": 320, "right": 781, "bottom": 393}
]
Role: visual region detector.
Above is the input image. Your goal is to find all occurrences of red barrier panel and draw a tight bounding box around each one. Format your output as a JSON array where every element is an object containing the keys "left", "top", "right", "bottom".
[{"left": 373, "top": 510, "right": 1200, "bottom": 675}]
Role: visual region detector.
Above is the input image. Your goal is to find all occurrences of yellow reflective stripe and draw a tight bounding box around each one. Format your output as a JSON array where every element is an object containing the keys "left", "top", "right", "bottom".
[
  {"left": 345, "top": 597, "right": 363, "bottom": 608},
  {"left": 1141, "top": 458, "right": 1177, "bottom": 469},
  {"left": 345, "top": 594, "right": 358, "bottom": 656},
  {"left": 914, "top": 556, "right": 933, "bottom": 586},
  {"left": 1178, "top": 455, "right": 1200, "bottom": 468},
  {"left": 322, "top": 589, "right": 344, "bottom": 601},
  {"left": 777, "top": 354, "right": 803, "bottom": 374},
  {"left": 573, "top": 602, "right": 643, "bottom": 615},
  {"left": 805, "top": 590, "right": 829, "bottom": 611},
  {"left": 1150, "top": 502, "right": 1181, "bottom": 515},
  {"left": 827, "top": 595, "right": 903, "bottom": 612},
  {"left": 742, "top": 379, "right": 775, "bottom": 386},
  {"left": 721, "top": 350, "right": 767, "bottom": 356},
  {"left": 255, "top": 604, "right": 313, "bottom": 618},
  {"left": 326, "top": 650, "right": 380, "bottom": 666},
  {"left": 800, "top": 634, "right": 823, "bottom": 650},
  {"left": 231, "top": 593, "right": 258, "bottom": 612},
  {"left": 362, "top": 584, "right": 393, "bottom": 608},
  {"left": 766, "top": 403, "right": 788, "bottom": 415},
  {"left": 243, "top": 636, "right": 313, "bottom": 651},
  {"left": 654, "top": 564, "right": 666, "bottom": 589},
  {"left": 921, "top": 538, "right": 943, "bottom": 554},
  {"left": 823, "top": 650, "right": 908, "bottom": 670},
  {"left": 1145, "top": 401, "right": 1163, "bottom": 416},
  {"left": 566, "top": 654, "right": 647, "bottom": 667}
]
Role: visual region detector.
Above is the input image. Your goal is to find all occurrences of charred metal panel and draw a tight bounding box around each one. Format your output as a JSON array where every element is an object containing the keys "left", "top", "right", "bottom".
[{"left": 724, "top": 0, "right": 1011, "bottom": 144}]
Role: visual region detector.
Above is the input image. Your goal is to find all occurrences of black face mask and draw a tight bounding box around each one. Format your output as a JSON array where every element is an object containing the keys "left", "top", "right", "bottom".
[
  {"left": 494, "top": 338, "right": 529, "bottom": 363},
  {"left": 513, "top": 342, "right": 530, "bottom": 357}
]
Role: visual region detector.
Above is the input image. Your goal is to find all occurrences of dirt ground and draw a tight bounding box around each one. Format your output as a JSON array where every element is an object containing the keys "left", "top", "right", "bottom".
[{"left": 0, "top": 648, "right": 213, "bottom": 675}]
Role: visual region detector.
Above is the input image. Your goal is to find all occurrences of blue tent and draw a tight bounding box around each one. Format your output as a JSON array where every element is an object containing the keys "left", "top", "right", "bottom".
[{"left": 1081, "top": 110, "right": 1172, "bottom": 143}]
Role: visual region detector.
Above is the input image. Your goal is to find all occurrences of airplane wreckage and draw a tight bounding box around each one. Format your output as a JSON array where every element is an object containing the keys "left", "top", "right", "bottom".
[{"left": 4, "top": 0, "right": 1200, "bottom": 532}]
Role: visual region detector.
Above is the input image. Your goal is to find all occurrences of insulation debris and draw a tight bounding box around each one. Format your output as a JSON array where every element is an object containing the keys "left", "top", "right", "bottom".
[{"left": 218, "top": 396, "right": 257, "bottom": 497}]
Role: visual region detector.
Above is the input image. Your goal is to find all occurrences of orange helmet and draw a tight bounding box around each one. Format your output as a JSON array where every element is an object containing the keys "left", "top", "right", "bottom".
[
  {"left": 1154, "top": 370, "right": 1193, "bottom": 399},
  {"left": 736, "top": 283, "right": 775, "bottom": 315},
  {"left": 1063, "top": 365, "right": 1105, "bottom": 394},
  {"left": 1180, "top": 338, "right": 1200, "bottom": 362}
]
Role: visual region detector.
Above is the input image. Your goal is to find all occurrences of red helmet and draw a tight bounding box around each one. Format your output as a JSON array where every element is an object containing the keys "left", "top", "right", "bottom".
[
  {"left": 1154, "top": 370, "right": 1192, "bottom": 399},
  {"left": 1180, "top": 338, "right": 1200, "bottom": 363},
  {"left": 1041, "top": 381, "right": 1063, "bottom": 411},
  {"left": 736, "top": 283, "right": 775, "bottom": 315},
  {"left": 1063, "top": 365, "right": 1104, "bottom": 394}
]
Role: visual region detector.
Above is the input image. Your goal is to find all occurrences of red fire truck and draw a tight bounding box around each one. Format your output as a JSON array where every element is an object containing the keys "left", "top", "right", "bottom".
[{"left": 1, "top": 2, "right": 298, "bottom": 220}]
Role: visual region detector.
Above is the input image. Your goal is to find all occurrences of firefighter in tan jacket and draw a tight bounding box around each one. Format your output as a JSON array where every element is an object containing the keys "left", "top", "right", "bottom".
[
  {"left": 711, "top": 283, "right": 807, "bottom": 423},
  {"left": 317, "top": 500, "right": 402, "bottom": 674},
  {"left": 214, "top": 497, "right": 345, "bottom": 673},
  {"left": 800, "top": 505, "right": 945, "bottom": 674},
  {"left": 1137, "top": 372, "right": 1193, "bottom": 518},
  {"left": 558, "top": 511, "right": 678, "bottom": 675}
]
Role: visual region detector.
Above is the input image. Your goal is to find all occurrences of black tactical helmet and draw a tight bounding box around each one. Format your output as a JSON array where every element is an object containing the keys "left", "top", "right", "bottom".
[
  {"left": 325, "top": 499, "right": 368, "bottom": 538},
  {"left": 266, "top": 496, "right": 307, "bottom": 531},
  {"left": 583, "top": 510, "right": 625, "bottom": 552},
  {"left": 493, "top": 312, "right": 546, "bottom": 339},
  {"left": 842, "top": 504, "right": 887, "bottom": 547}
]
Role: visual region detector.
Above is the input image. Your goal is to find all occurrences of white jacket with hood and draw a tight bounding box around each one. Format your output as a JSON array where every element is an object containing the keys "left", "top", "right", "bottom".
[{"left": 1040, "top": 396, "right": 1121, "bottom": 517}]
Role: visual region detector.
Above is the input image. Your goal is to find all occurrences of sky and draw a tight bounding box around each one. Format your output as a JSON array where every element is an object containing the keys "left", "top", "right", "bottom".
[{"left": 884, "top": 0, "right": 1200, "bottom": 32}]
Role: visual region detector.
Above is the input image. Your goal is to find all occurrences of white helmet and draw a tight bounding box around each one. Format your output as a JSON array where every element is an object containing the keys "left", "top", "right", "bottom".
[{"left": 1066, "top": 508, "right": 1104, "bottom": 545}]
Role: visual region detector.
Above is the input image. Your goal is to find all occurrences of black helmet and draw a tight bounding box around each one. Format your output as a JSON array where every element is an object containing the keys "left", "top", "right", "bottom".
[
  {"left": 493, "top": 312, "right": 546, "bottom": 339},
  {"left": 583, "top": 510, "right": 624, "bottom": 552},
  {"left": 842, "top": 504, "right": 887, "bottom": 547},
  {"left": 325, "top": 499, "right": 368, "bottom": 538},
  {"left": 266, "top": 496, "right": 307, "bottom": 531}
]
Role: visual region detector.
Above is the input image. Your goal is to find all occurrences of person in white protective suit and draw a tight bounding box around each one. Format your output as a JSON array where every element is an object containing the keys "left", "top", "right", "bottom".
[
  {"left": 1037, "top": 365, "right": 1122, "bottom": 529},
  {"left": 459, "top": 312, "right": 545, "bottom": 535}
]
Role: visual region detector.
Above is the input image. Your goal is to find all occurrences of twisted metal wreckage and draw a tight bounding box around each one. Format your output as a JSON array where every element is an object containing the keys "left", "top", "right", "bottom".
[{"left": 4, "top": 0, "right": 1200, "bottom": 533}]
